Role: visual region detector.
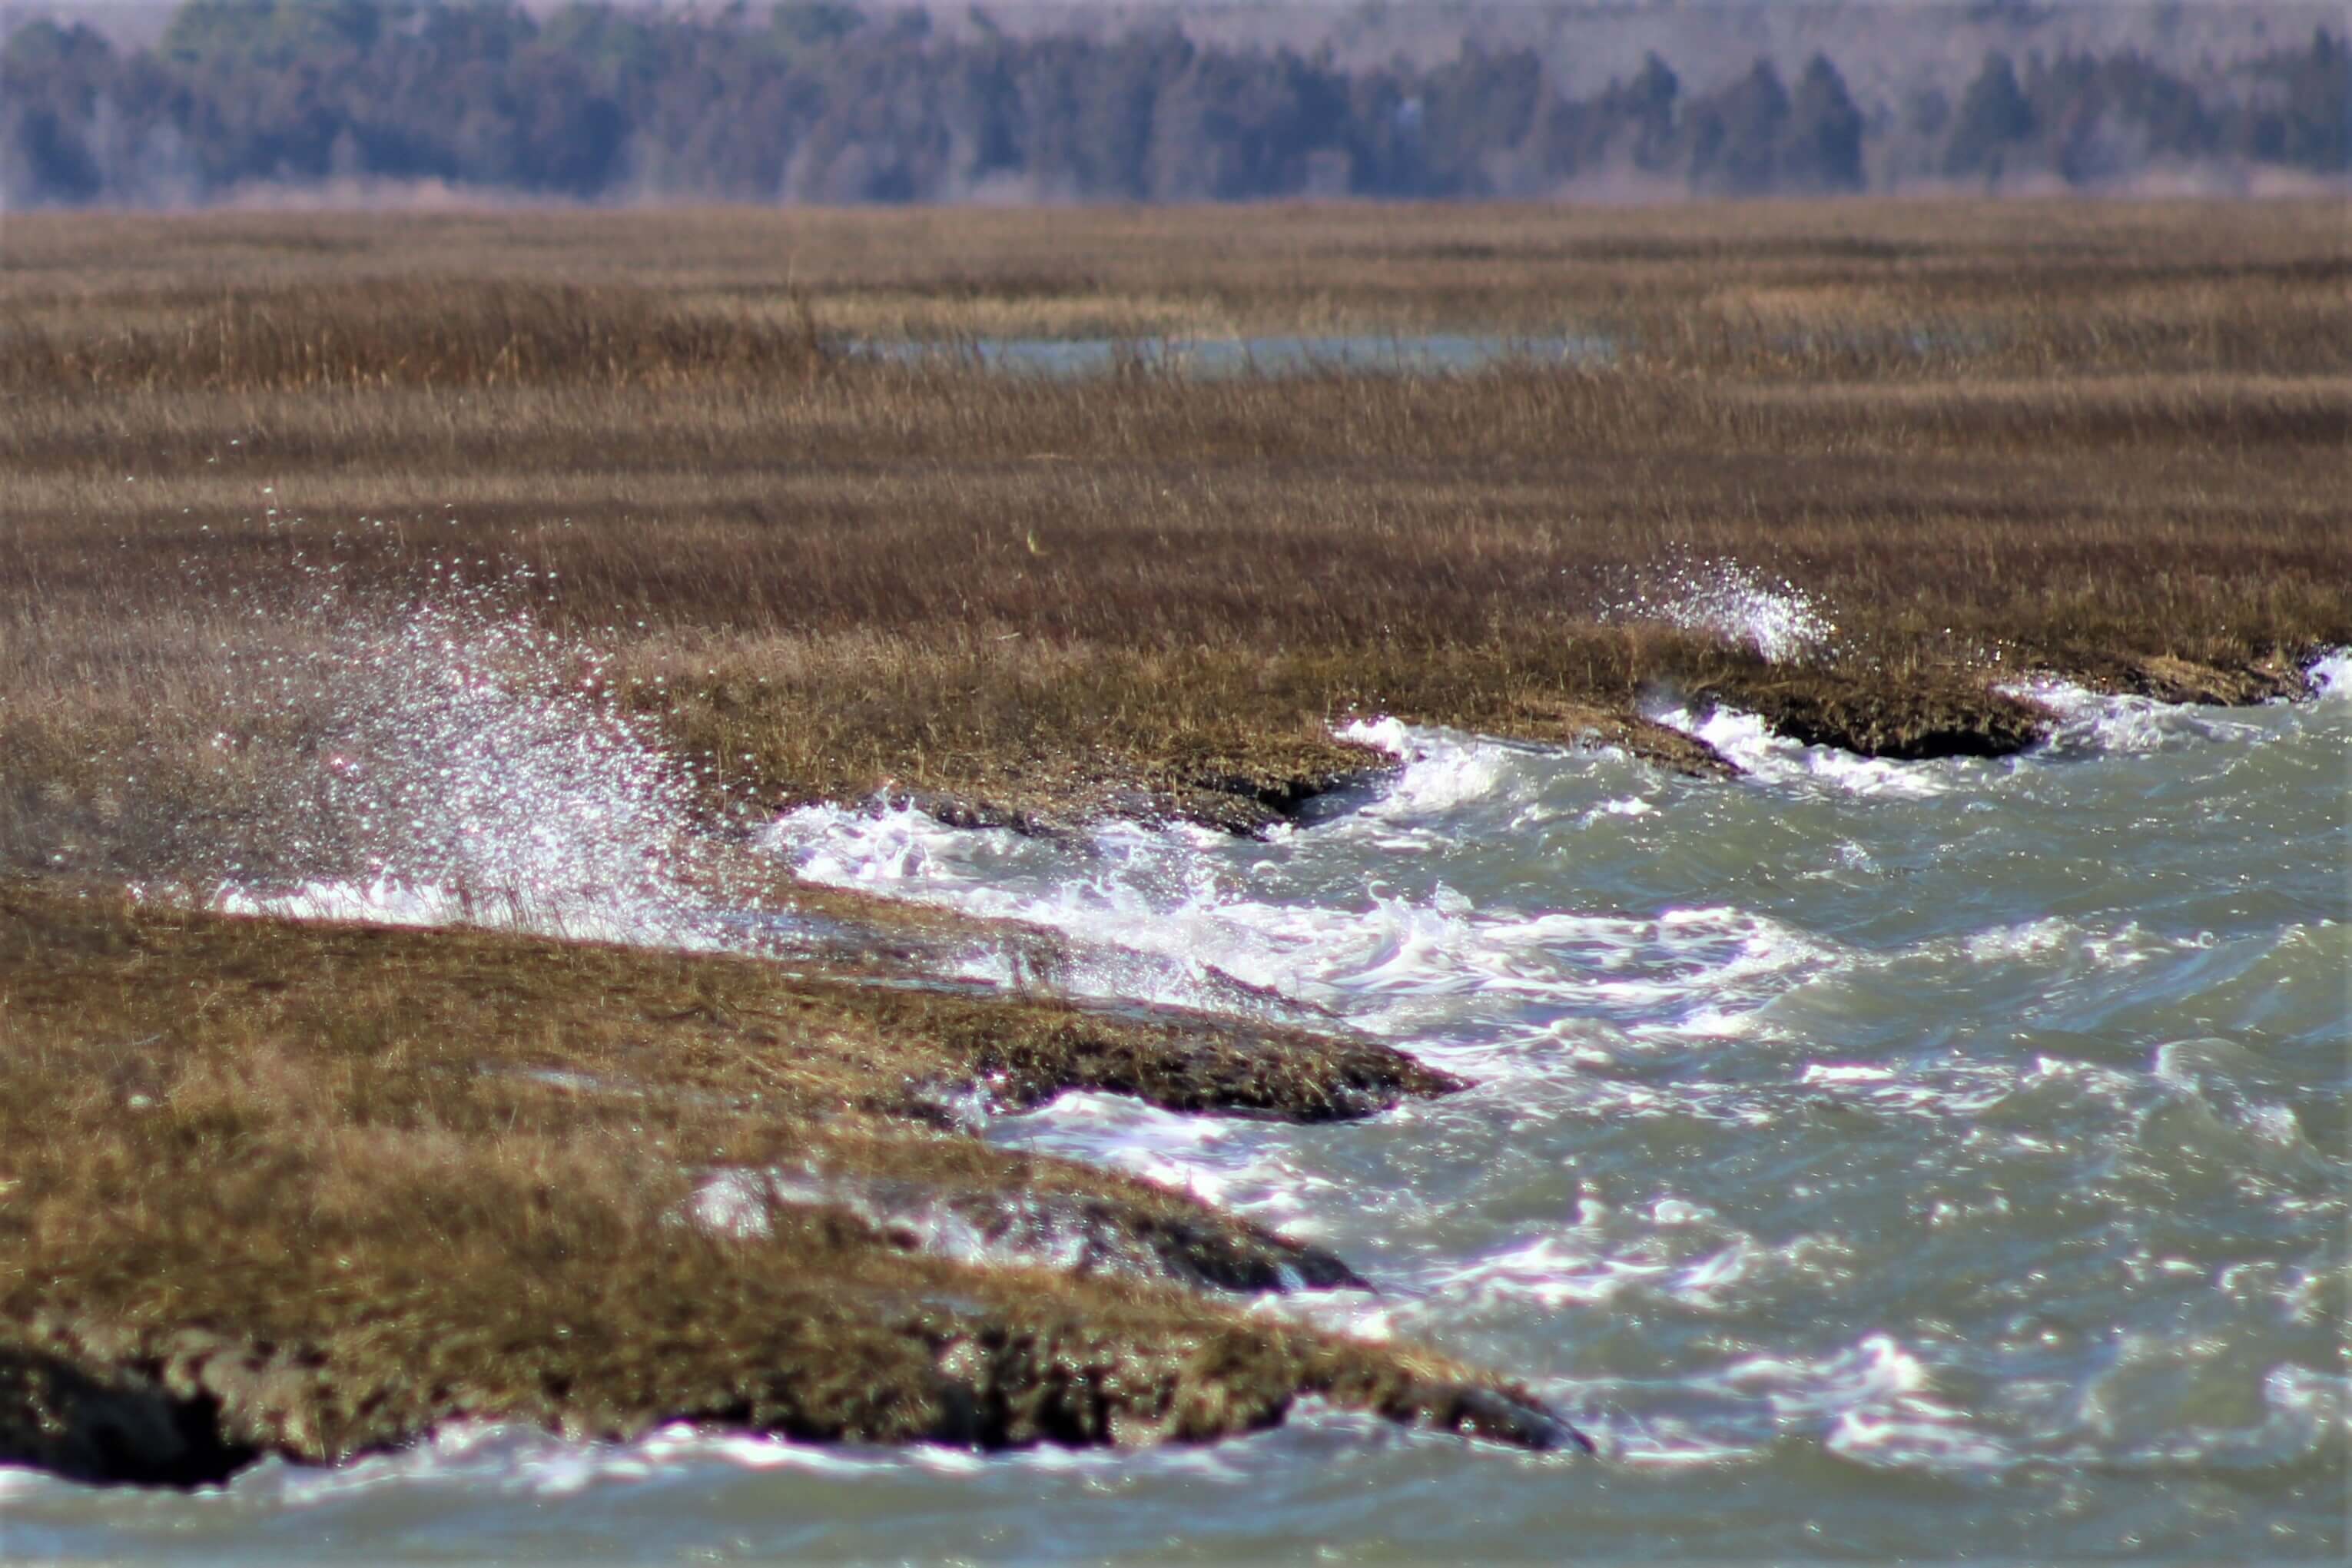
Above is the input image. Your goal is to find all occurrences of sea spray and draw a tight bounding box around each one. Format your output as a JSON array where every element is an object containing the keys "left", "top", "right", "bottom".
[
  {"left": 191, "top": 565, "right": 742, "bottom": 943},
  {"left": 1599, "top": 555, "right": 1836, "bottom": 663}
]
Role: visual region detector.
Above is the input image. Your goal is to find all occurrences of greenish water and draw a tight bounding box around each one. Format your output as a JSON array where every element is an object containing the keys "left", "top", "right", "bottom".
[{"left": 6, "top": 656, "right": 2345, "bottom": 1560}]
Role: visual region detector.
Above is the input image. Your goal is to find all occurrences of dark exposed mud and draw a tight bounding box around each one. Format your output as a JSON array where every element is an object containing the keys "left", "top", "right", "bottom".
[
  {"left": 0, "top": 1348, "right": 255, "bottom": 1489},
  {"left": 1703, "top": 673, "right": 2053, "bottom": 761}
]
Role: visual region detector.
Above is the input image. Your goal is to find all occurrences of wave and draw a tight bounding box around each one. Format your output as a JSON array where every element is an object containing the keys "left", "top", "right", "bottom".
[{"left": 1634, "top": 645, "right": 2352, "bottom": 796}]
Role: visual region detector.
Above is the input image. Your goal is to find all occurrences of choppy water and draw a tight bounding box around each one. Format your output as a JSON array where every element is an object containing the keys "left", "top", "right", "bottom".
[{"left": 6, "top": 618, "right": 2347, "bottom": 1558}]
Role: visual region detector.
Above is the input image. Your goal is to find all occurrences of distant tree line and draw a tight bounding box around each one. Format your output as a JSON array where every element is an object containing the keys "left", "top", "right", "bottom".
[{"left": 3, "top": 1, "right": 2346, "bottom": 207}]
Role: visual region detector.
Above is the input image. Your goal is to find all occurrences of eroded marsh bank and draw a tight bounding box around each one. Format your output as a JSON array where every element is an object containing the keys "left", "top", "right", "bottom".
[{"left": 0, "top": 877, "right": 1584, "bottom": 1483}]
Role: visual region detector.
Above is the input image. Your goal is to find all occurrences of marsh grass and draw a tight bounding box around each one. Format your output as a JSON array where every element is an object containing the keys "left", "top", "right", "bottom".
[
  {"left": 0, "top": 197, "right": 2344, "bottom": 1474},
  {"left": 3, "top": 332, "right": 2342, "bottom": 840},
  {"left": 0, "top": 877, "right": 1574, "bottom": 1473},
  {"left": 0, "top": 278, "right": 834, "bottom": 395},
  {"left": 5, "top": 199, "right": 2345, "bottom": 363}
]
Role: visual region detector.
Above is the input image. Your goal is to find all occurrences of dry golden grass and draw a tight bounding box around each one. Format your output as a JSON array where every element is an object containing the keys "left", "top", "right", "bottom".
[
  {"left": 3, "top": 219, "right": 2344, "bottom": 837},
  {"left": 0, "top": 277, "right": 831, "bottom": 395},
  {"left": 5, "top": 198, "right": 2344, "bottom": 367}
]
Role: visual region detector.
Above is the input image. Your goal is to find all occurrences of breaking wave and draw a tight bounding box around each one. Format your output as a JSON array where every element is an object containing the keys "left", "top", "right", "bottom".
[
  {"left": 752, "top": 668, "right": 2346, "bottom": 1507},
  {"left": 1634, "top": 645, "right": 2350, "bottom": 794}
]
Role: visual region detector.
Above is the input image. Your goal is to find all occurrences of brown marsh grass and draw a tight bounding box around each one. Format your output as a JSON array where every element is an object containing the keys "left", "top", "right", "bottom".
[
  {"left": 0, "top": 877, "right": 1565, "bottom": 1473},
  {"left": 5, "top": 198, "right": 2345, "bottom": 366},
  {"left": 2, "top": 198, "right": 2347, "bottom": 849}
]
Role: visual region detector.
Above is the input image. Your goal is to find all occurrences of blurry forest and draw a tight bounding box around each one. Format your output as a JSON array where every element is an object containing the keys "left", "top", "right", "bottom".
[{"left": 3, "top": 0, "right": 2346, "bottom": 207}]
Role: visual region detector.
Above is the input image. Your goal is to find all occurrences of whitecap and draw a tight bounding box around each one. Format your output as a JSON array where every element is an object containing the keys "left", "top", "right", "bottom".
[
  {"left": 1727, "top": 1334, "right": 2011, "bottom": 1473},
  {"left": 1638, "top": 697, "right": 1959, "bottom": 798},
  {"left": 763, "top": 797, "right": 1837, "bottom": 1054},
  {"left": 1998, "top": 676, "right": 2264, "bottom": 756},
  {"left": 2301, "top": 647, "right": 2350, "bottom": 698}
]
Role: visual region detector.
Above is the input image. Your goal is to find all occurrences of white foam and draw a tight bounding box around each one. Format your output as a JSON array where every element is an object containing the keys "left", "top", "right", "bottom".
[
  {"left": 1726, "top": 1334, "right": 2010, "bottom": 1472},
  {"left": 246, "top": 1414, "right": 1262, "bottom": 1509},
  {"left": 2302, "top": 647, "right": 2351, "bottom": 698},
  {"left": 1333, "top": 717, "right": 1541, "bottom": 819},
  {"left": 1283, "top": 1295, "right": 2015, "bottom": 1475},
  {"left": 1999, "top": 675, "right": 2264, "bottom": 755},
  {"left": 761, "top": 796, "right": 1836, "bottom": 1056},
  {"left": 1650, "top": 652, "right": 2319, "bottom": 794},
  {"left": 1800, "top": 1063, "right": 1896, "bottom": 1085},
  {"left": 1638, "top": 697, "right": 1958, "bottom": 798},
  {"left": 1962, "top": 916, "right": 2163, "bottom": 968},
  {"left": 1422, "top": 1234, "right": 1672, "bottom": 1311},
  {"left": 2261, "top": 1364, "right": 2350, "bottom": 1433},
  {"left": 997, "top": 1090, "right": 1301, "bottom": 1222},
  {"left": 1332, "top": 715, "right": 1414, "bottom": 754}
]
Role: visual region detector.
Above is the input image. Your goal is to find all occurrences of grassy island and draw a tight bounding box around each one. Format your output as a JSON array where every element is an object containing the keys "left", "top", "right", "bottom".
[{"left": 0, "top": 878, "right": 1571, "bottom": 1482}]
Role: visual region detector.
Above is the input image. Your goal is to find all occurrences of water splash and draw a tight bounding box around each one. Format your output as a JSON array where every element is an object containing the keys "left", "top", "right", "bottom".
[
  {"left": 195, "top": 567, "right": 738, "bottom": 945},
  {"left": 1601, "top": 556, "right": 1836, "bottom": 663},
  {"left": 2299, "top": 646, "right": 2350, "bottom": 698},
  {"left": 1992, "top": 675, "right": 2267, "bottom": 757},
  {"left": 762, "top": 743, "right": 1839, "bottom": 1054},
  {"left": 1636, "top": 695, "right": 1964, "bottom": 797}
]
